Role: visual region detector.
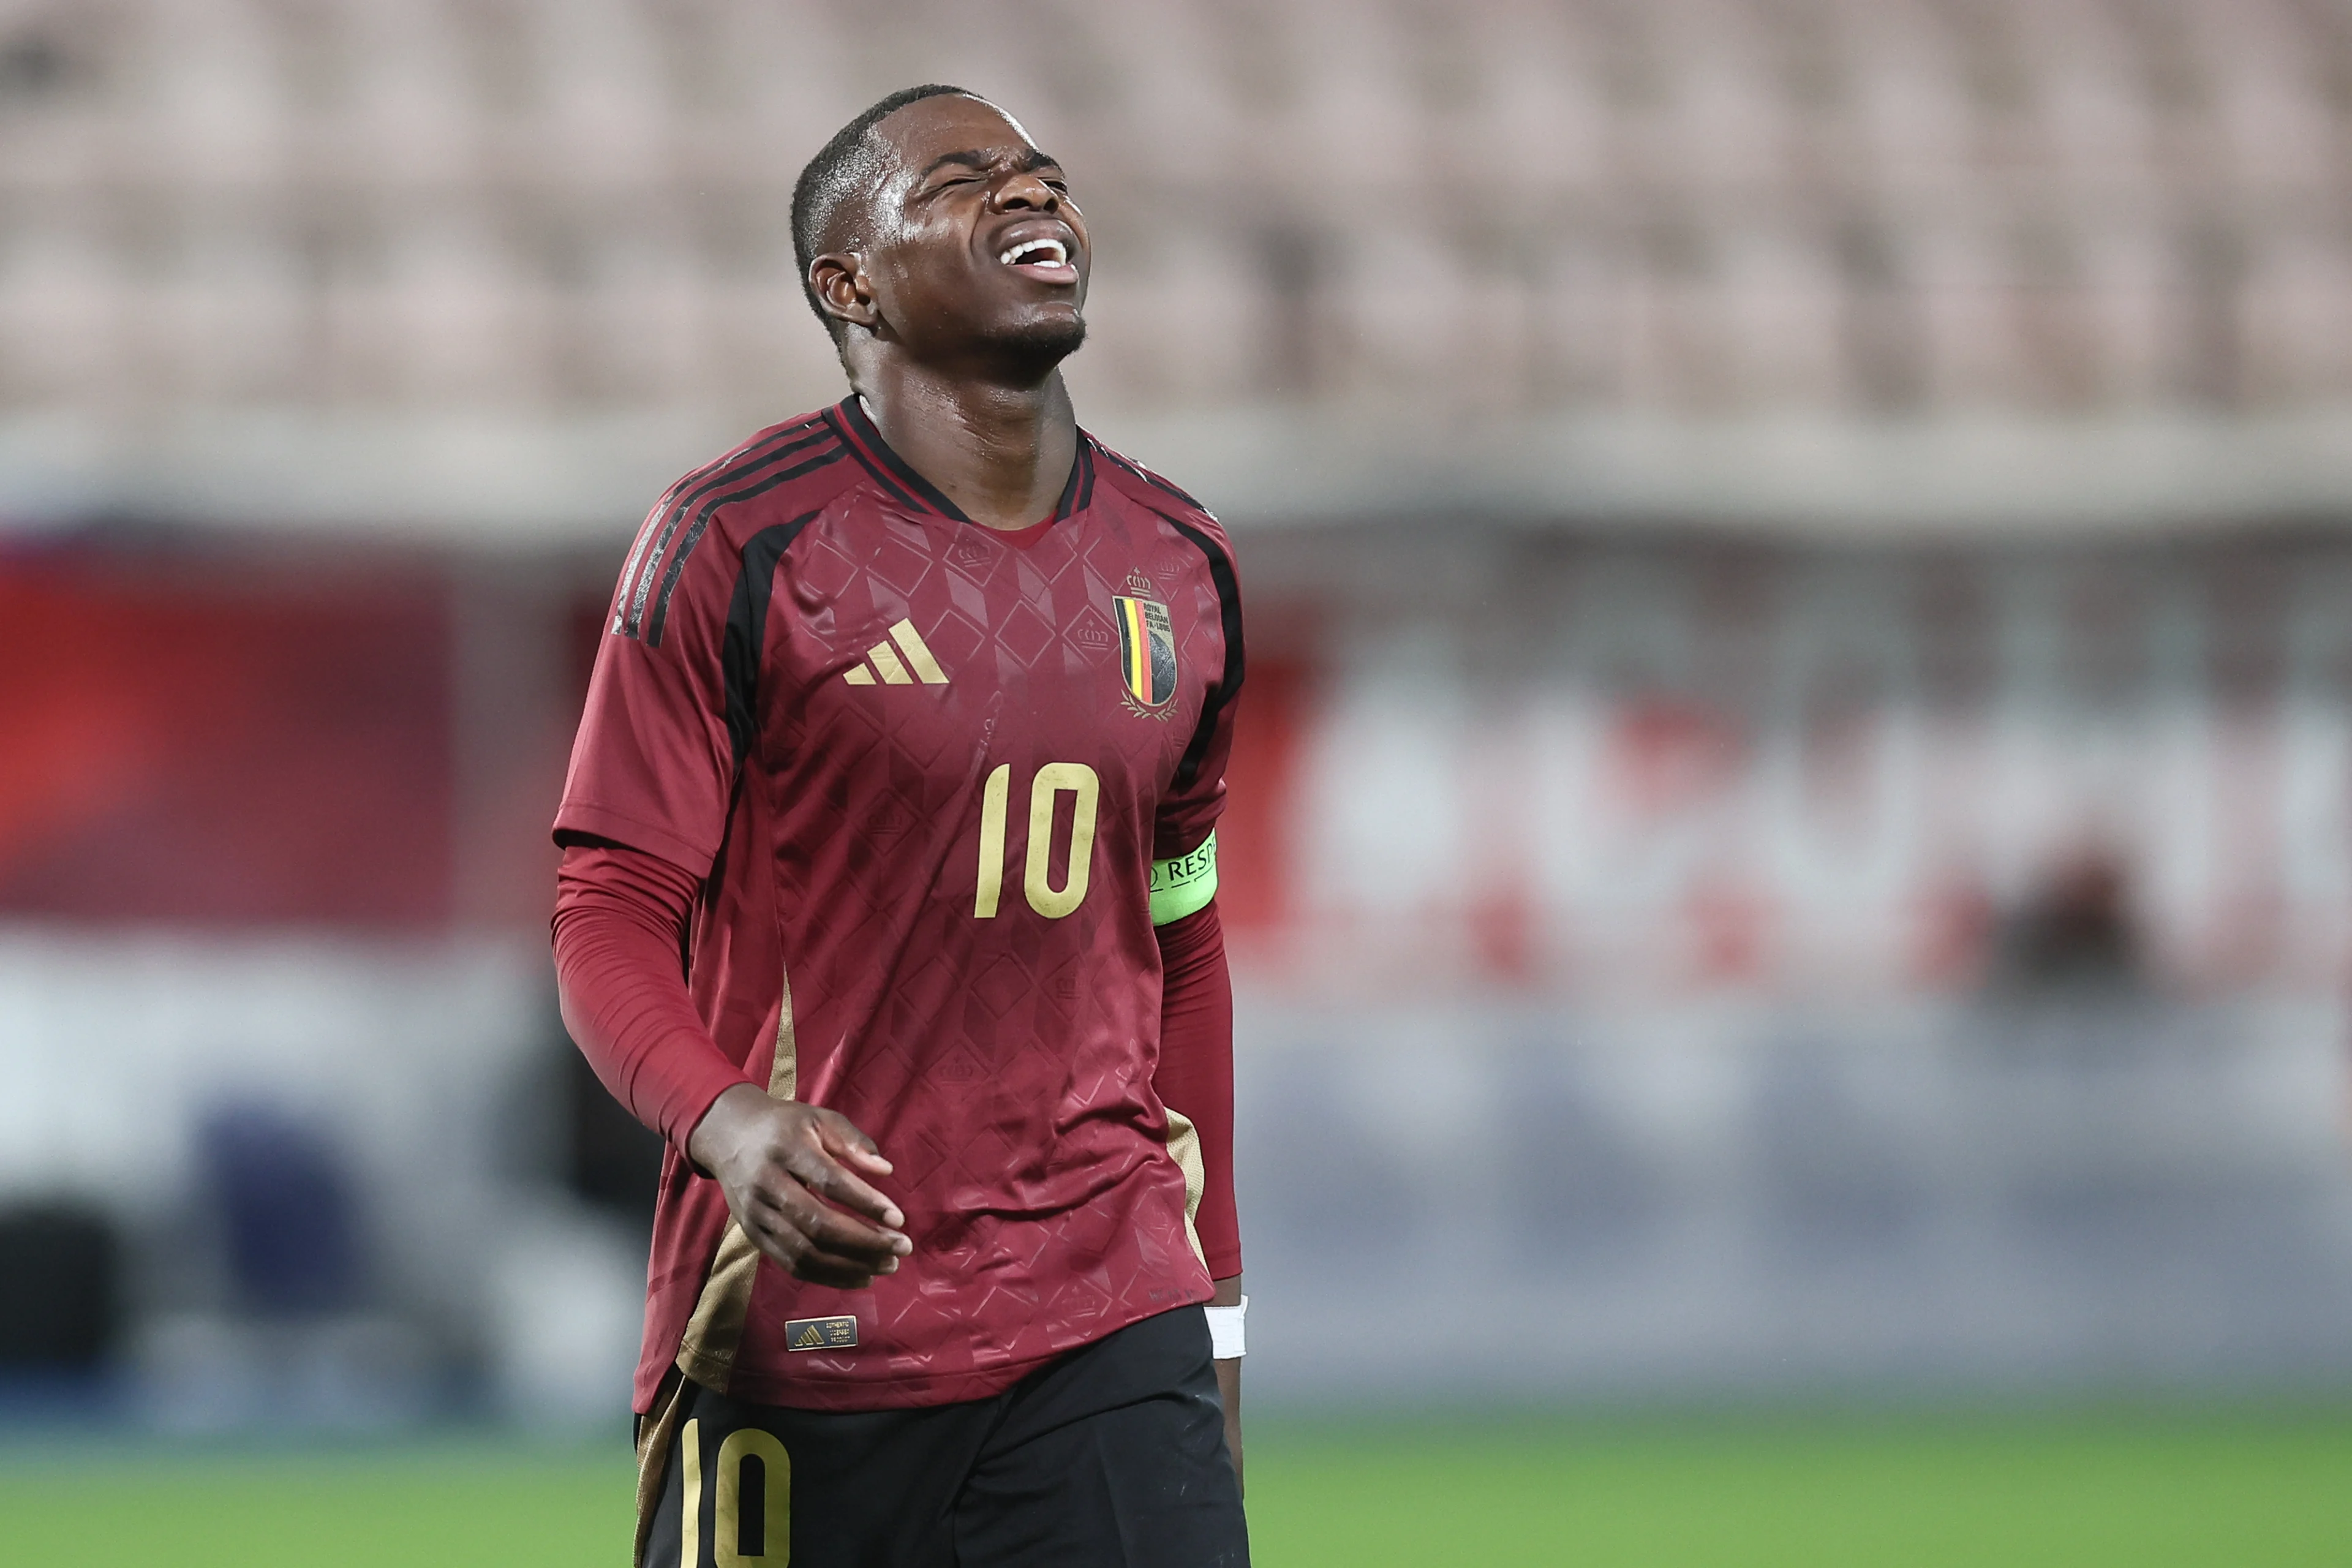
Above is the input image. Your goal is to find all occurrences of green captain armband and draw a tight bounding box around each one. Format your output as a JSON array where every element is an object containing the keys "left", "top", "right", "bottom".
[{"left": 1149, "top": 832, "right": 1219, "bottom": 926}]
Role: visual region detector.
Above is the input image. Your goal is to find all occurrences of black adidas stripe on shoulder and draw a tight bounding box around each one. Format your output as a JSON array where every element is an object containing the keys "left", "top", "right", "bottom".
[
  {"left": 1158, "top": 510, "right": 1243, "bottom": 792},
  {"left": 614, "top": 417, "right": 823, "bottom": 636},
  {"left": 722, "top": 510, "right": 826, "bottom": 769},
  {"left": 614, "top": 417, "right": 841, "bottom": 644},
  {"left": 643, "top": 442, "right": 848, "bottom": 647}
]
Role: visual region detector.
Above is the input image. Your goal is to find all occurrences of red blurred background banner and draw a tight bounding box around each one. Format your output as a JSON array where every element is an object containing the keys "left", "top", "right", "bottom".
[{"left": 0, "top": 548, "right": 452, "bottom": 927}]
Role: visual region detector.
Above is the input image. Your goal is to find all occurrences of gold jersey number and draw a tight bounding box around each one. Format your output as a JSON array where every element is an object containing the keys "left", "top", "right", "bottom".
[
  {"left": 680, "top": 1417, "right": 791, "bottom": 1566},
  {"left": 973, "top": 762, "right": 1099, "bottom": 919}
]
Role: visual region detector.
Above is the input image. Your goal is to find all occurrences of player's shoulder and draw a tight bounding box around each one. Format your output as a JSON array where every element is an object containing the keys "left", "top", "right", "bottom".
[
  {"left": 612, "top": 405, "right": 859, "bottom": 644},
  {"left": 656, "top": 404, "right": 859, "bottom": 524},
  {"left": 1085, "top": 434, "right": 1234, "bottom": 560}
]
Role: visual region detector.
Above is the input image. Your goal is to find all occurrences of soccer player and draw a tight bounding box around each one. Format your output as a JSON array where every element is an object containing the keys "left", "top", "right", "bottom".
[{"left": 551, "top": 85, "right": 1248, "bottom": 1567}]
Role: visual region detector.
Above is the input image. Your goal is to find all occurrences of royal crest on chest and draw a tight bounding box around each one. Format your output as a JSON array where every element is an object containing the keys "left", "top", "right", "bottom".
[{"left": 1112, "top": 571, "right": 1179, "bottom": 718}]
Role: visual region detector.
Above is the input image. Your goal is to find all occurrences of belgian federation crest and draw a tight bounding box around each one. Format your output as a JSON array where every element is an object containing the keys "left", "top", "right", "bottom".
[{"left": 1112, "top": 593, "right": 1179, "bottom": 711}]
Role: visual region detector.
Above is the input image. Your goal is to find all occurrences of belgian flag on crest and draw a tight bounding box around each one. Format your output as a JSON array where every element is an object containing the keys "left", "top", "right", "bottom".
[{"left": 1113, "top": 595, "right": 1178, "bottom": 709}]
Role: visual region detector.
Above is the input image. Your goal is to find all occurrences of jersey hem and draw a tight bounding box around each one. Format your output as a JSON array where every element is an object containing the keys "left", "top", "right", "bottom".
[{"left": 677, "top": 1280, "right": 1218, "bottom": 1414}]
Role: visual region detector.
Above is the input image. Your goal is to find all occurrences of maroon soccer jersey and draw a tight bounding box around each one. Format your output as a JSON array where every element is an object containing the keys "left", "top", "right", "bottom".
[{"left": 557, "top": 397, "right": 1242, "bottom": 1413}]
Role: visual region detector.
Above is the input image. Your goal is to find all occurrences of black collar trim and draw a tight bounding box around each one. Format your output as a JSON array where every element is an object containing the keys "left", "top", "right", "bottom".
[
  {"left": 829, "top": 396, "right": 969, "bottom": 522},
  {"left": 829, "top": 396, "right": 1093, "bottom": 527},
  {"left": 1052, "top": 440, "right": 1096, "bottom": 521}
]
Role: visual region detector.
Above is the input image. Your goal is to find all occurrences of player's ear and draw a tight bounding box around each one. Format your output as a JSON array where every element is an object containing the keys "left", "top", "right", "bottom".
[{"left": 810, "top": 253, "right": 878, "bottom": 333}]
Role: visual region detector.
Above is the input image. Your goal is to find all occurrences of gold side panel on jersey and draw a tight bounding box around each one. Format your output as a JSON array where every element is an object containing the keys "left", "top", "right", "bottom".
[
  {"left": 633, "top": 1370, "right": 696, "bottom": 1568},
  {"left": 677, "top": 1227, "right": 761, "bottom": 1392},
  {"left": 1163, "top": 1107, "right": 1209, "bottom": 1269},
  {"left": 675, "top": 966, "right": 800, "bottom": 1394},
  {"left": 843, "top": 665, "right": 875, "bottom": 685},
  {"left": 888, "top": 619, "right": 951, "bottom": 684},
  {"left": 867, "top": 640, "right": 914, "bottom": 685}
]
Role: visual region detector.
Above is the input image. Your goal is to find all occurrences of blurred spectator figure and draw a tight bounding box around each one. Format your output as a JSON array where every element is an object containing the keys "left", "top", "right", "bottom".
[
  {"left": 1989, "top": 849, "right": 2146, "bottom": 998},
  {"left": 198, "top": 1104, "right": 364, "bottom": 1317}
]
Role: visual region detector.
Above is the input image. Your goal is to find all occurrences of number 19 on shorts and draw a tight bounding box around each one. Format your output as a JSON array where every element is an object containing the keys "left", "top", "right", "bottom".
[{"left": 974, "top": 762, "right": 1099, "bottom": 919}]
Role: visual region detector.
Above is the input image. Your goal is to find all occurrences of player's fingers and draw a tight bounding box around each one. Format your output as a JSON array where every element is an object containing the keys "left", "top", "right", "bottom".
[
  {"left": 752, "top": 1178, "right": 906, "bottom": 1267},
  {"left": 783, "top": 1138, "right": 908, "bottom": 1234},
  {"left": 739, "top": 1216, "right": 885, "bottom": 1289},
  {"left": 737, "top": 1190, "right": 895, "bottom": 1268},
  {"left": 812, "top": 1109, "right": 897, "bottom": 1178},
  {"left": 751, "top": 1133, "right": 899, "bottom": 1231},
  {"left": 802, "top": 1161, "right": 908, "bottom": 1236},
  {"left": 783, "top": 1229, "right": 901, "bottom": 1281},
  {"left": 791, "top": 1194, "right": 911, "bottom": 1265}
]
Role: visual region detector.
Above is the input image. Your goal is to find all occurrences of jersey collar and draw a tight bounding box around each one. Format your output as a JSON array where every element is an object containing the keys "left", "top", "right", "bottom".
[{"left": 827, "top": 396, "right": 1095, "bottom": 527}]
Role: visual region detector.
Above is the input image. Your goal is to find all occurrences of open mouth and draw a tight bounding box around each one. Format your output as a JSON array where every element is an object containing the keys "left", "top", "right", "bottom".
[{"left": 997, "top": 237, "right": 1079, "bottom": 284}]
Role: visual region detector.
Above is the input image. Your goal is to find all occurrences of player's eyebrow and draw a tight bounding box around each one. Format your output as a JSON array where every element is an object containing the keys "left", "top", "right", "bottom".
[{"left": 919, "top": 146, "right": 1064, "bottom": 181}]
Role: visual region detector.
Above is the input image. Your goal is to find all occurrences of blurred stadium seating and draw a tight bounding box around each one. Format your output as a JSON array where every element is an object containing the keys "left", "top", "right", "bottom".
[
  {"left": 0, "top": 1, "right": 2346, "bottom": 529},
  {"left": 2, "top": 0, "right": 2352, "bottom": 1420}
]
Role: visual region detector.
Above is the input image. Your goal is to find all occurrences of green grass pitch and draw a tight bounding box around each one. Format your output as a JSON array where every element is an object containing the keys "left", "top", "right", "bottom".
[{"left": 5, "top": 1409, "right": 2348, "bottom": 1565}]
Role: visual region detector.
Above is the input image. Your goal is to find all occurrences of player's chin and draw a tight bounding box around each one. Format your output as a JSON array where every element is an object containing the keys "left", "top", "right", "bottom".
[{"left": 981, "top": 309, "right": 1087, "bottom": 372}]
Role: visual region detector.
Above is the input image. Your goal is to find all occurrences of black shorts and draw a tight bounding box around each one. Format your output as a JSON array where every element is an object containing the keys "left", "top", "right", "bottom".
[{"left": 637, "top": 1304, "right": 1248, "bottom": 1568}]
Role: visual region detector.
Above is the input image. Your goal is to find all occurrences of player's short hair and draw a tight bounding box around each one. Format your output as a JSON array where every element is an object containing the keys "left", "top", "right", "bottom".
[{"left": 791, "top": 83, "right": 979, "bottom": 346}]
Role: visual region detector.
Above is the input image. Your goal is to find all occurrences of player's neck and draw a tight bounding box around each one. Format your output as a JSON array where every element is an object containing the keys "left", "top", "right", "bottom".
[{"left": 852, "top": 367, "right": 1079, "bottom": 532}]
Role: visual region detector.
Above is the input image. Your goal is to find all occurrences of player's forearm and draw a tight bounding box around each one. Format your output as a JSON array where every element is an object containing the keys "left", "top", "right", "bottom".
[
  {"left": 1153, "top": 900, "right": 1241, "bottom": 1276},
  {"left": 552, "top": 843, "right": 757, "bottom": 1150}
]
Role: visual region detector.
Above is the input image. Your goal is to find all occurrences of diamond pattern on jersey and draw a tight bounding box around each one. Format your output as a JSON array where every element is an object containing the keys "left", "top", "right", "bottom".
[
  {"left": 866, "top": 530, "right": 940, "bottom": 597},
  {"left": 791, "top": 524, "right": 862, "bottom": 607},
  {"left": 923, "top": 605, "right": 990, "bottom": 673},
  {"left": 992, "top": 601, "right": 1059, "bottom": 672}
]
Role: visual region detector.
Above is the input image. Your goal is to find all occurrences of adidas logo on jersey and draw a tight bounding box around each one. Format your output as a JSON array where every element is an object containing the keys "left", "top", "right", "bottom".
[{"left": 844, "top": 619, "right": 950, "bottom": 686}]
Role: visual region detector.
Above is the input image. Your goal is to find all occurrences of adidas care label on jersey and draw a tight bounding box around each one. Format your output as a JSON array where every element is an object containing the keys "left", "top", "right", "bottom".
[{"left": 785, "top": 1316, "right": 859, "bottom": 1351}]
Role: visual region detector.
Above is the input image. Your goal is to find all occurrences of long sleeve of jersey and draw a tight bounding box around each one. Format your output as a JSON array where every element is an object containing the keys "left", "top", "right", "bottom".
[
  {"left": 1153, "top": 901, "right": 1240, "bottom": 1280},
  {"left": 551, "top": 842, "right": 756, "bottom": 1153}
]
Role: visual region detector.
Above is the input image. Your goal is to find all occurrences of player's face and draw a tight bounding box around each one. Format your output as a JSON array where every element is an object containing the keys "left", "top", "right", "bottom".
[{"left": 857, "top": 96, "right": 1090, "bottom": 372}]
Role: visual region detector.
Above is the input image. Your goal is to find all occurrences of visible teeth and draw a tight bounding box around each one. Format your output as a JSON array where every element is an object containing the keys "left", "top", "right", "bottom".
[{"left": 999, "top": 239, "right": 1068, "bottom": 267}]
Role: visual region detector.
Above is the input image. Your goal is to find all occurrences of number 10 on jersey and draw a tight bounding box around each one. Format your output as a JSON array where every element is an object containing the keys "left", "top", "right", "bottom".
[{"left": 974, "top": 763, "right": 1100, "bottom": 919}]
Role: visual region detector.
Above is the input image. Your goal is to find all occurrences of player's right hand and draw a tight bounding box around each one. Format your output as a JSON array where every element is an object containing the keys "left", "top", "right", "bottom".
[{"left": 687, "top": 1083, "right": 913, "bottom": 1289}]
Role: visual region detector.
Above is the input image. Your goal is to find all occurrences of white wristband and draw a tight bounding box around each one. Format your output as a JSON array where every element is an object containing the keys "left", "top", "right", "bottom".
[{"left": 1205, "top": 1295, "right": 1247, "bottom": 1359}]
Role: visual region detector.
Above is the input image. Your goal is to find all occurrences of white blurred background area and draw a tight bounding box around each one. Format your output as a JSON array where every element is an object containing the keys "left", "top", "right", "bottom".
[{"left": 4, "top": 0, "right": 2352, "bottom": 1430}]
